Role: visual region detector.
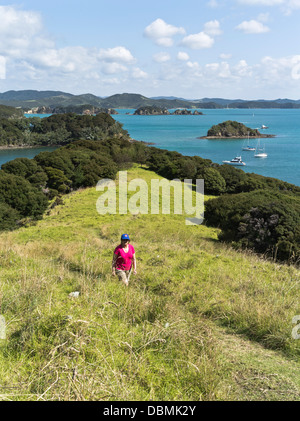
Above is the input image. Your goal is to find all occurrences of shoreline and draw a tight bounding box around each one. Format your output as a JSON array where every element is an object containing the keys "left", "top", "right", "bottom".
[
  {"left": 198, "top": 134, "right": 275, "bottom": 139},
  {"left": 0, "top": 144, "right": 60, "bottom": 150}
]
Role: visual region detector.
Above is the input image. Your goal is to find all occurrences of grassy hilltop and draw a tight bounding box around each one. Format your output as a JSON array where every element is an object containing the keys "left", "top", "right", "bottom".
[{"left": 0, "top": 165, "right": 299, "bottom": 401}]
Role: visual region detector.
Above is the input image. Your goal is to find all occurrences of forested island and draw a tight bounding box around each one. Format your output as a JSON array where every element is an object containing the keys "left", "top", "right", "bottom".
[
  {"left": 200, "top": 120, "right": 275, "bottom": 139},
  {"left": 133, "top": 106, "right": 203, "bottom": 115}
]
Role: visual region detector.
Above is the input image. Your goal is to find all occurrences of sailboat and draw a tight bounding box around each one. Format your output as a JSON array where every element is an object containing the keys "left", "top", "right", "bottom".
[
  {"left": 242, "top": 132, "right": 256, "bottom": 151},
  {"left": 254, "top": 139, "right": 268, "bottom": 158}
]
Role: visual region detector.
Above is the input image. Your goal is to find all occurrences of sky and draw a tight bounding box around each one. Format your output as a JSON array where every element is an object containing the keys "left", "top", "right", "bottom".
[{"left": 1, "top": 0, "right": 300, "bottom": 99}]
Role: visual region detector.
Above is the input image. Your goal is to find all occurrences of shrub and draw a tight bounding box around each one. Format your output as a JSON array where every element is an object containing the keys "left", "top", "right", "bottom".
[
  {"left": 0, "top": 202, "right": 20, "bottom": 231},
  {"left": 204, "top": 190, "right": 300, "bottom": 263},
  {"left": 0, "top": 171, "right": 48, "bottom": 218}
]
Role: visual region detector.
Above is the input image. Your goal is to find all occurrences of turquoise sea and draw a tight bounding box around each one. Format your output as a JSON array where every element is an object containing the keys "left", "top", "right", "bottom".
[
  {"left": 113, "top": 108, "right": 300, "bottom": 187},
  {"left": 0, "top": 109, "right": 299, "bottom": 186}
]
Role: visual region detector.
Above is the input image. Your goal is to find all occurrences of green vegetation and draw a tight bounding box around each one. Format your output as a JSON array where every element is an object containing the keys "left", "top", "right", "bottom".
[
  {"left": 3, "top": 90, "right": 300, "bottom": 110},
  {"left": 0, "top": 112, "right": 128, "bottom": 147},
  {"left": 0, "top": 127, "right": 299, "bottom": 265},
  {"left": 205, "top": 190, "right": 300, "bottom": 263},
  {"left": 133, "top": 106, "right": 170, "bottom": 115},
  {"left": 133, "top": 107, "right": 203, "bottom": 115},
  {"left": 205, "top": 120, "right": 264, "bottom": 138},
  {"left": 0, "top": 105, "right": 23, "bottom": 119},
  {"left": 0, "top": 166, "right": 299, "bottom": 401}
]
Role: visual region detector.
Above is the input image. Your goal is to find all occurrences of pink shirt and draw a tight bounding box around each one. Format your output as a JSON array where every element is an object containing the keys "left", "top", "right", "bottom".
[{"left": 114, "top": 244, "right": 135, "bottom": 271}]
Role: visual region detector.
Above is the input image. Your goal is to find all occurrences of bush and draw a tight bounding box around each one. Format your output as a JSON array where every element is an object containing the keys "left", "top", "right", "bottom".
[
  {"left": 0, "top": 202, "right": 20, "bottom": 231},
  {"left": 204, "top": 190, "right": 300, "bottom": 263},
  {"left": 2, "top": 157, "right": 48, "bottom": 188},
  {"left": 202, "top": 167, "right": 226, "bottom": 195},
  {"left": 0, "top": 171, "right": 48, "bottom": 218}
]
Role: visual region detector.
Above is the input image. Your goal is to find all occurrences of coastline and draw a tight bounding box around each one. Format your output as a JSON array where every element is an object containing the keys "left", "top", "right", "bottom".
[
  {"left": 198, "top": 134, "right": 275, "bottom": 139},
  {"left": 0, "top": 144, "right": 61, "bottom": 150}
]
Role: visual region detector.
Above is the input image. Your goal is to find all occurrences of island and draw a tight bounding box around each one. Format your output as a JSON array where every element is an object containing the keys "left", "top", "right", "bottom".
[
  {"left": 199, "top": 120, "right": 275, "bottom": 139},
  {"left": 172, "top": 109, "right": 203, "bottom": 115},
  {"left": 133, "top": 106, "right": 203, "bottom": 115},
  {"left": 133, "top": 106, "right": 171, "bottom": 115}
]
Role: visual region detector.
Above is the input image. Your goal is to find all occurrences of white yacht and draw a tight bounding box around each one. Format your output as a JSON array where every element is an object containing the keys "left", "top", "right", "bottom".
[
  {"left": 222, "top": 156, "right": 246, "bottom": 166},
  {"left": 254, "top": 140, "right": 268, "bottom": 158},
  {"left": 242, "top": 132, "right": 256, "bottom": 151},
  {"left": 261, "top": 124, "right": 268, "bottom": 129},
  {"left": 242, "top": 145, "right": 256, "bottom": 151},
  {"left": 254, "top": 150, "right": 268, "bottom": 158}
]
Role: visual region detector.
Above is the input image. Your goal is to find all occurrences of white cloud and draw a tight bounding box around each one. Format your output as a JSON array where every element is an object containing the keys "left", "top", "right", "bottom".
[
  {"left": 101, "top": 62, "right": 128, "bottom": 75},
  {"left": 132, "top": 67, "right": 148, "bottom": 79},
  {"left": 220, "top": 53, "right": 232, "bottom": 59},
  {"left": 144, "top": 18, "right": 185, "bottom": 47},
  {"left": 236, "top": 20, "right": 270, "bottom": 33},
  {"left": 177, "top": 51, "right": 190, "bottom": 61},
  {"left": 98, "top": 46, "right": 134, "bottom": 63},
  {"left": 181, "top": 32, "right": 214, "bottom": 49},
  {"left": 205, "top": 62, "right": 232, "bottom": 78},
  {"left": 0, "top": 5, "right": 53, "bottom": 58},
  {"left": 207, "top": 0, "right": 219, "bottom": 7},
  {"left": 153, "top": 52, "right": 171, "bottom": 63},
  {"left": 234, "top": 60, "right": 253, "bottom": 77},
  {"left": 0, "top": 56, "right": 6, "bottom": 79},
  {"left": 261, "top": 54, "right": 300, "bottom": 81},
  {"left": 236, "top": 0, "right": 300, "bottom": 14},
  {"left": 203, "top": 20, "right": 222, "bottom": 36},
  {"left": 237, "top": 0, "right": 283, "bottom": 5},
  {"left": 257, "top": 12, "right": 270, "bottom": 22}
]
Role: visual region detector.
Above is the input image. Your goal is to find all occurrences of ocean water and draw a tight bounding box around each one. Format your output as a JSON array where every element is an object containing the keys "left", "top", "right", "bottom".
[
  {"left": 0, "top": 110, "right": 299, "bottom": 186},
  {"left": 113, "top": 108, "right": 300, "bottom": 187}
]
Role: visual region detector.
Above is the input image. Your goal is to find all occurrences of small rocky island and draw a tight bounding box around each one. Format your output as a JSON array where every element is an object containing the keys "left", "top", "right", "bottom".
[
  {"left": 133, "top": 106, "right": 203, "bottom": 116},
  {"left": 199, "top": 120, "right": 275, "bottom": 139}
]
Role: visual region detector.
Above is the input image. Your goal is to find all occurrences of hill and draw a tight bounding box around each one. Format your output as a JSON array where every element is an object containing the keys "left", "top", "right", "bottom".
[
  {"left": 0, "top": 165, "right": 299, "bottom": 400},
  {"left": 2, "top": 90, "right": 300, "bottom": 111},
  {"left": 0, "top": 104, "right": 24, "bottom": 118}
]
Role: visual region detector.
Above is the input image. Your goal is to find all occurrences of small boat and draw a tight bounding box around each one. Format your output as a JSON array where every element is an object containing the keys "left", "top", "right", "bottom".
[
  {"left": 254, "top": 140, "right": 268, "bottom": 158},
  {"left": 222, "top": 156, "right": 246, "bottom": 166},
  {"left": 261, "top": 124, "right": 268, "bottom": 129},
  {"left": 242, "top": 133, "right": 256, "bottom": 151},
  {"left": 242, "top": 145, "right": 256, "bottom": 151},
  {"left": 254, "top": 151, "right": 268, "bottom": 158}
]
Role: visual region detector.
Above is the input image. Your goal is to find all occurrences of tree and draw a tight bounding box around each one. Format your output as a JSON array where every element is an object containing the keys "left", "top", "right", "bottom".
[
  {"left": 202, "top": 167, "right": 226, "bottom": 195},
  {"left": 0, "top": 171, "right": 48, "bottom": 218}
]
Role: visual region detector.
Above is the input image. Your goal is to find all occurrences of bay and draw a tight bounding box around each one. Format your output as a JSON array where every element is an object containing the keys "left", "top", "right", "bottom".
[
  {"left": 0, "top": 110, "right": 299, "bottom": 187},
  {"left": 113, "top": 108, "right": 300, "bottom": 187}
]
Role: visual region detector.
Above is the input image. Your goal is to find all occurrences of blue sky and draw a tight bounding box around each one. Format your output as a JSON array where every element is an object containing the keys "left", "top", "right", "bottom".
[{"left": 1, "top": 0, "right": 300, "bottom": 99}]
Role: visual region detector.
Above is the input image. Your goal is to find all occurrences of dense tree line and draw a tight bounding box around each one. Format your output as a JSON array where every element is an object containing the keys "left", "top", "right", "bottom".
[
  {"left": 0, "top": 113, "right": 299, "bottom": 264},
  {"left": 0, "top": 113, "right": 128, "bottom": 146}
]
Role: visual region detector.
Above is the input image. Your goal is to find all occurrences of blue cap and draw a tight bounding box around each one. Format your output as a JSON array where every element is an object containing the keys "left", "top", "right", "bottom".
[{"left": 121, "top": 234, "right": 130, "bottom": 240}]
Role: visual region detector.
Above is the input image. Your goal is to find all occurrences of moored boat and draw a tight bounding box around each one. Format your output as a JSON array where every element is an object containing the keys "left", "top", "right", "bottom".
[{"left": 222, "top": 156, "right": 246, "bottom": 166}]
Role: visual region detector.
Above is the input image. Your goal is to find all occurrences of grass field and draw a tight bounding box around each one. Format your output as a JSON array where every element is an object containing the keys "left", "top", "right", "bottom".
[{"left": 0, "top": 165, "right": 299, "bottom": 401}]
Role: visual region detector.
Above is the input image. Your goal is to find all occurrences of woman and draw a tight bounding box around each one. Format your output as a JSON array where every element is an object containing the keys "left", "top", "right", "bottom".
[{"left": 112, "top": 234, "right": 137, "bottom": 286}]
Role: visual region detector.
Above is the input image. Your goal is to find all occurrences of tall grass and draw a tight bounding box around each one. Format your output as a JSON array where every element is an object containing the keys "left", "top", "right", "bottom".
[{"left": 0, "top": 165, "right": 299, "bottom": 400}]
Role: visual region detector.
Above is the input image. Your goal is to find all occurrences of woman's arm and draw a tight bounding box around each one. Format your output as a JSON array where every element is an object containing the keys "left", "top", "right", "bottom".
[
  {"left": 132, "top": 253, "right": 137, "bottom": 274},
  {"left": 112, "top": 253, "right": 118, "bottom": 275}
]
